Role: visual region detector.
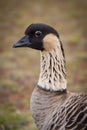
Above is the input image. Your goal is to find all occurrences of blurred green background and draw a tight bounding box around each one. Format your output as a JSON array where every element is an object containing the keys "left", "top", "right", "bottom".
[{"left": 0, "top": 0, "right": 87, "bottom": 129}]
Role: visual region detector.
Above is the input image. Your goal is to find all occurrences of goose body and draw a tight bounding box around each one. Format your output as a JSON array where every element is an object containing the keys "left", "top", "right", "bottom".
[
  {"left": 13, "top": 23, "right": 87, "bottom": 130},
  {"left": 31, "top": 87, "right": 87, "bottom": 130}
]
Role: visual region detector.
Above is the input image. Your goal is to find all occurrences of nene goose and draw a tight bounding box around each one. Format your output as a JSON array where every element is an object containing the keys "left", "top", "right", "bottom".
[{"left": 13, "top": 23, "right": 87, "bottom": 130}]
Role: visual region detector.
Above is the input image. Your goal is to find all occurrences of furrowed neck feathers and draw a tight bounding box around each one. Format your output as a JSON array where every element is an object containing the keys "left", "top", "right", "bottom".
[{"left": 38, "top": 43, "right": 67, "bottom": 92}]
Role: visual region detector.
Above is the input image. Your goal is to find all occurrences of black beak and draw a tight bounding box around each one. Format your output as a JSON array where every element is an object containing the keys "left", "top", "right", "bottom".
[{"left": 12, "top": 35, "right": 31, "bottom": 48}]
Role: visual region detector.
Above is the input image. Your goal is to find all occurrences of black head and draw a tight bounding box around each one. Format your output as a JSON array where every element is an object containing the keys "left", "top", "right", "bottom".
[{"left": 13, "top": 23, "right": 59, "bottom": 51}]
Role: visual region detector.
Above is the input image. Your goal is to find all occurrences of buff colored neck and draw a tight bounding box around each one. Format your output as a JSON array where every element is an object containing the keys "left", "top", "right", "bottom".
[{"left": 38, "top": 46, "right": 67, "bottom": 92}]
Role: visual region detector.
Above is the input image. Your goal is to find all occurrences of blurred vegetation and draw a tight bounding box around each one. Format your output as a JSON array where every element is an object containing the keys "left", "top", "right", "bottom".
[{"left": 0, "top": 0, "right": 87, "bottom": 130}]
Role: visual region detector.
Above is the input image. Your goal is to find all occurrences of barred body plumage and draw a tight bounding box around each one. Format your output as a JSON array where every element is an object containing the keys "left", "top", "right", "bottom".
[{"left": 30, "top": 87, "right": 87, "bottom": 130}]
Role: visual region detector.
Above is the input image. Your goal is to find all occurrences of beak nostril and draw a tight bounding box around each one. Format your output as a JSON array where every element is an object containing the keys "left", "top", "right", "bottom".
[
  {"left": 21, "top": 40, "right": 24, "bottom": 43},
  {"left": 12, "top": 35, "right": 30, "bottom": 48}
]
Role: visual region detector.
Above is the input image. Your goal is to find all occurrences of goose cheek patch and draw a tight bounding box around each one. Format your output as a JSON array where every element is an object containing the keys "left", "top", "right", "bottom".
[{"left": 43, "top": 34, "right": 60, "bottom": 51}]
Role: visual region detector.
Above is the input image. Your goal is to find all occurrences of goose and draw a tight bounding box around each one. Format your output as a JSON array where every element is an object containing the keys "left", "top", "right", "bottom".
[{"left": 13, "top": 23, "right": 87, "bottom": 130}]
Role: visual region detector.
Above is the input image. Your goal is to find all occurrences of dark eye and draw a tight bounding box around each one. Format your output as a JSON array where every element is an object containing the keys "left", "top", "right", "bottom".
[{"left": 35, "top": 31, "right": 42, "bottom": 38}]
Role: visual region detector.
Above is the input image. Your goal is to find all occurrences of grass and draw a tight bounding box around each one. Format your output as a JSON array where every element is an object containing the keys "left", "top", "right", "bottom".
[{"left": 0, "top": 102, "right": 29, "bottom": 130}]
